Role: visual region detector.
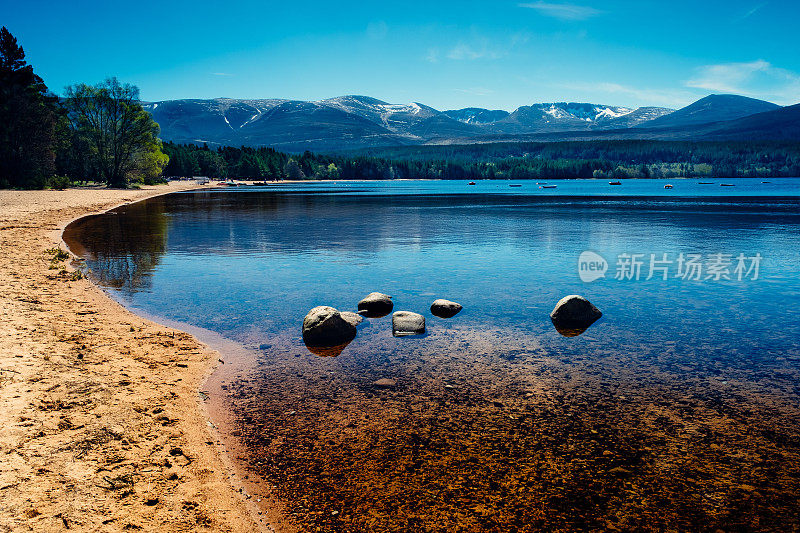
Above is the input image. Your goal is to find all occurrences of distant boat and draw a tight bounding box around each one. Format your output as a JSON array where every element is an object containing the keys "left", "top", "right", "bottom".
[
  {"left": 720, "top": 183, "right": 735, "bottom": 187},
  {"left": 536, "top": 182, "right": 547, "bottom": 185},
  {"left": 664, "top": 184, "right": 673, "bottom": 189},
  {"left": 762, "top": 181, "right": 771, "bottom": 183},
  {"left": 468, "top": 181, "right": 476, "bottom": 185},
  {"left": 509, "top": 184, "right": 522, "bottom": 187},
  {"left": 540, "top": 185, "right": 557, "bottom": 189},
  {"left": 609, "top": 181, "right": 622, "bottom": 185}
]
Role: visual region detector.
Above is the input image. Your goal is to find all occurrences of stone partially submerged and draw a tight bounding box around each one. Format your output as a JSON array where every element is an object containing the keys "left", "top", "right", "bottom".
[
  {"left": 357, "top": 292, "right": 394, "bottom": 318},
  {"left": 549, "top": 295, "right": 602, "bottom": 337},
  {"left": 340, "top": 311, "right": 366, "bottom": 328},
  {"left": 430, "top": 299, "right": 463, "bottom": 318},
  {"left": 392, "top": 311, "right": 426, "bottom": 337},
  {"left": 302, "top": 306, "right": 357, "bottom": 348}
]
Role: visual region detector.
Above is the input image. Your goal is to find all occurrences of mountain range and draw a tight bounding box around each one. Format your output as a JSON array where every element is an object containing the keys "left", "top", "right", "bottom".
[{"left": 142, "top": 94, "right": 798, "bottom": 152}]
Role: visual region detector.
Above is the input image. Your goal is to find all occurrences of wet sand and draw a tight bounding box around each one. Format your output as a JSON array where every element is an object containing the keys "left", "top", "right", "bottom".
[{"left": 0, "top": 184, "right": 265, "bottom": 532}]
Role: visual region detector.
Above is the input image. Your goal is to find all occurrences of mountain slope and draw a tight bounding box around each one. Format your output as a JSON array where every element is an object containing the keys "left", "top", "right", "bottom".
[
  {"left": 638, "top": 94, "right": 779, "bottom": 129},
  {"left": 145, "top": 97, "right": 413, "bottom": 151},
  {"left": 600, "top": 106, "right": 674, "bottom": 128},
  {"left": 699, "top": 103, "right": 800, "bottom": 141},
  {"left": 143, "top": 98, "right": 286, "bottom": 145},
  {"left": 492, "top": 102, "right": 630, "bottom": 133},
  {"left": 236, "top": 101, "right": 411, "bottom": 151},
  {"left": 443, "top": 108, "right": 511, "bottom": 124}
]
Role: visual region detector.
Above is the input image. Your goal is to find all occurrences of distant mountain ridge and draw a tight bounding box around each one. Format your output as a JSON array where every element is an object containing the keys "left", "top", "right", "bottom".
[
  {"left": 637, "top": 94, "right": 780, "bottom": 129},
  {"left": 142, "top": 93, "right": 794, "bottom": 152}
]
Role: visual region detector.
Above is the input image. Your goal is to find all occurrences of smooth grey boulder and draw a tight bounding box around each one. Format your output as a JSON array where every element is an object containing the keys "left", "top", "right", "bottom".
[
  {"left": 340, "top": 311, "right": 366, "bottom": 328},
  {"left": 392, "top": 311, "right": 426, "bottom": 337},
  {"left": 302, "top": 306, "right": 357, "bottom": 347},
  {"left": 357, "top": 292, "right": 393, "bottom": 317},
  {"left": 549, "top": 295, "right": 602, "bottom": 331},
  {"left": 430, "top": 299, "right": 463, "bottom": 318}
]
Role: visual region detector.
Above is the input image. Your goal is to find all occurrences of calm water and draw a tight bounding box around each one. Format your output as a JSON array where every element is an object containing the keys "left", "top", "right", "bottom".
[{"left": 66, "top": 179, "right": 800, "bottom": 531}]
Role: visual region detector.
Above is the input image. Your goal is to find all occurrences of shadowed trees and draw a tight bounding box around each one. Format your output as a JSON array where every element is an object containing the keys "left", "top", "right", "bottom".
[
  {"left": 0, "top": 27, "right": 170, "bottom": 188},
  {"left": 0, "top": 26, "right": 60, "bottom": 188}
]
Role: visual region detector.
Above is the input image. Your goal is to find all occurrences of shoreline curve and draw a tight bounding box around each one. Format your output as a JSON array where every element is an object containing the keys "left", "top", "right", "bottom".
[{"left": 0, "top": 183, "right": 274, "bottom": 531}]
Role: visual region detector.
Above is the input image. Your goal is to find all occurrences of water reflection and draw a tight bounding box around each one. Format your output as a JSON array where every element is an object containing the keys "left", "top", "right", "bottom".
[
  {"left": 303, "top": 340, "right": 353, "bottom": 358},
  {"left": 551, "top": 322, "right": 591, "bottom": 337},
  {"left": 63, "top": 199, "right": 170, "bottom": 294}
]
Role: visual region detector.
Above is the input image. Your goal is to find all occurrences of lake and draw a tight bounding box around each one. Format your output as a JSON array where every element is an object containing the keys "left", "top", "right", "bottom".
[{"left": 65, "top": 179, "right": 800, "bottom": 531}]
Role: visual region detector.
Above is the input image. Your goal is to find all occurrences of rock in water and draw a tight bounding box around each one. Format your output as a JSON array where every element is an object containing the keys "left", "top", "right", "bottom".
[
  {"left": 430, "top": 299, "right": 463, "bottom": 318},
  {"left": 357, "top": 292, "right": 393, "bottom": 318},
  {"left": 549, "top": 295, "right": 602, "bottom": 334},
  {"left": 340, "top": 311, "right": 366, "bottom": 327},
  {"left": 392, "top": 311, "right": 426, "bottom": 337},
  {"left": 302, "top": 306, "right": 357, "bottom": 347},
  {"left": 373, "top": 378, "right": 396, "bottom": 388}
]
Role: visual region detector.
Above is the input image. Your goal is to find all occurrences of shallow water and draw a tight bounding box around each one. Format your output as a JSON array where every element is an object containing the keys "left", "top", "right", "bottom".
[{"left": 66, "top": 179, "right": 800, "bottom": 531}]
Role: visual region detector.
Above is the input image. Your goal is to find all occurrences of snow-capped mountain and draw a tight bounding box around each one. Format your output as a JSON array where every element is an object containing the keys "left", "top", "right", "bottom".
[
  {"left": 142, "top": 98, "right": 409, "bottom": 150},
  {"left": 604, "top": 106, "right": 675, "bottom": 128},
  {"left": 140, "top": 93, "right": 788, "bottom": 151},
  {"left": 317, "top": 95, "right": 484, "bottom": 139},
  {"left": 319, "top": 95, "right": 437, "bottom": 132},
  {"left": 442, "top": 108, "right": 511, "bottom": 124},
  {"left": 491, "top": 102, "right": 674, "bottom": 133}
]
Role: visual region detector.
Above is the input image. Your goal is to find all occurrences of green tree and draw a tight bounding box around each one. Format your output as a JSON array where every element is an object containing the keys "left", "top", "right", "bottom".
[
  {"left": 284, "top": 158, "right": 305, "bottom": 180},
  {"left": 63, "top": 77, "right": 167, "bottom": 187},
  {"left": 0, "top": 27, "right": 60, "bottom": 188}
]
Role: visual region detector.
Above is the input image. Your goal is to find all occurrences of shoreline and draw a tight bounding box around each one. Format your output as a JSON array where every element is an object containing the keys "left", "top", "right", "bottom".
[{"left": 0, "top": 184, "right": 270, "bottom": 531}]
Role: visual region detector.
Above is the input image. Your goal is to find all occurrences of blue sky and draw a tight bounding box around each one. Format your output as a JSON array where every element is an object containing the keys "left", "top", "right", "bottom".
[{"left": 4, "top": 0, "right": 800, "bottom": 110}]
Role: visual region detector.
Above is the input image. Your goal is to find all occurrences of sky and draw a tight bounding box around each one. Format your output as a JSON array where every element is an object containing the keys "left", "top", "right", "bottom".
[{"left": 3, "top": 0, "right": 800, "bottom": 111}]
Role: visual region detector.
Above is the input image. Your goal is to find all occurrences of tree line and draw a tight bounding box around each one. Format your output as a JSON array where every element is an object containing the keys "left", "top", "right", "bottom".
[
  {"left": 348, "top": 140, "right": 800, "bottom": 180},
  {"left": 0, "top": 27, "right": 166, "bottom": 189},
  {"left": 162, "top": 139, "right": 800, "bottom": 182}
]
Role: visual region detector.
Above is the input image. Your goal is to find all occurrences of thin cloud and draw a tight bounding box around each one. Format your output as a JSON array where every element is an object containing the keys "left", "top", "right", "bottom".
[
  {"left": 519, "top": 1, "right": 602, "bottom": 20},
  {"left": 447, "top": 43, "right": 502, "bottom": 61},
  {"left": 212, "top": 72, "right": 234, "bottom": 77},
  {"left": 443, "top": 33, "right": 529, "bottom": 62},
  {"left": 736, "top": 2, "right": 767, "bottom": 21},
  {"left": 425, "top": 48, "right": 440, "bottom": 63},
  {"left": 557, "top": 81, "right": 695, "bottom": 109},
  {"left": 686, "top": 60, "right": 800, "bottom": 104}
]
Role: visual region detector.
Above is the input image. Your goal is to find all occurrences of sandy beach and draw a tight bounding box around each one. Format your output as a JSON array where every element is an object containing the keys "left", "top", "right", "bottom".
[{"left": 0, "top": 184, "right": 262, "bottom": 532}]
